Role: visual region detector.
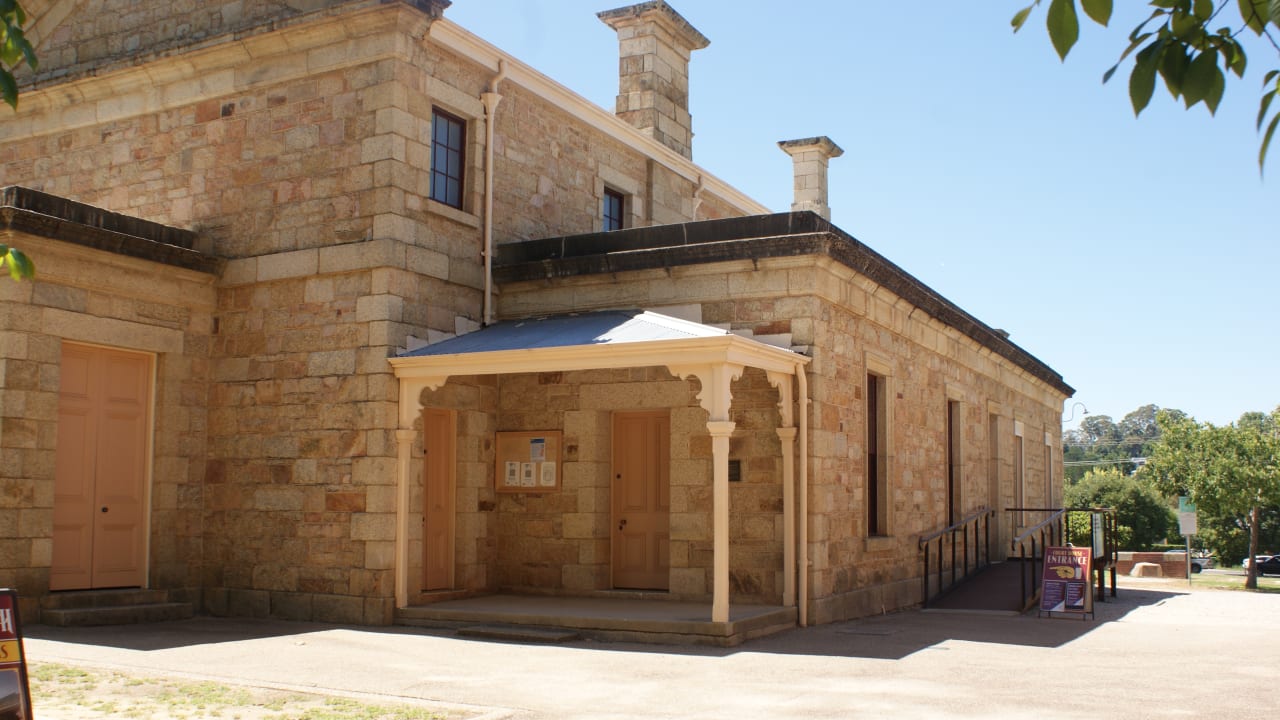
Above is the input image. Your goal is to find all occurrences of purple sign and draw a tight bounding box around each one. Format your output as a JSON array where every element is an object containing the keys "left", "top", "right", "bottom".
[{"left": 1040, "top": 547, "right": 1093, "bottom": 618}]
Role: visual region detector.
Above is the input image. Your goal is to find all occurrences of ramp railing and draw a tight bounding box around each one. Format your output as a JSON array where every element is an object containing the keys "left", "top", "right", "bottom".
[{"left": 918, "top": 507, "right": 996, "bottom": 608}]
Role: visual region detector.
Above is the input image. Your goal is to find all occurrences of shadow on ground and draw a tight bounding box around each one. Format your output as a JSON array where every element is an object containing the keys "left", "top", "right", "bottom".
[
  {"left": 25, "top": 616, "right": 338, "bottom": 651},
  {"left": 25, "top": 584, "right": 1183, "bottom": 662}
]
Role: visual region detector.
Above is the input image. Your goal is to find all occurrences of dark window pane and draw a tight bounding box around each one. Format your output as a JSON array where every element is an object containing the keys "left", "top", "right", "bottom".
[
  {"left": 603, "top": 189, "right": 624, "bottom": 231},
  {"left": 430, "top": 109, "right": 465, "bottom": 209}
]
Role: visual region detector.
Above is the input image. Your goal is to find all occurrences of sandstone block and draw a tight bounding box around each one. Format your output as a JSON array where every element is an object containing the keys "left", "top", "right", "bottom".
[{"left": 350, "top": 512, "right": 394, "bottom": 541}]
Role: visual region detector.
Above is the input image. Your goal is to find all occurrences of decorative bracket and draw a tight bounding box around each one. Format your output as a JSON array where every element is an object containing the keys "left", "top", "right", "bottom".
[{"left": 667, "top": 362, "right": 744, "bottom": 422}]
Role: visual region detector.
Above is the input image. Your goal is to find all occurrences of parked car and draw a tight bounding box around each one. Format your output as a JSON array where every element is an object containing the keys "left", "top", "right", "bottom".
[
  {"left": 1164, "top": 550, "right": 1215, "bottom": 573},
  {"left": 1247, "top": 555, "right": 1280, "bottom": 576}
]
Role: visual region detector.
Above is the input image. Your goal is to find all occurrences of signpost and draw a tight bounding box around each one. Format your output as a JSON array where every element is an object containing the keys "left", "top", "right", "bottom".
[
  {"left": 0, "top": 590, "right": 33, "bottom": 720},
  {"left": 1040, "top": 546, "right": 1093, "bottom": 620},
  {"left": 1178, "top": 497, "right": 1198, "bottom": 585}
]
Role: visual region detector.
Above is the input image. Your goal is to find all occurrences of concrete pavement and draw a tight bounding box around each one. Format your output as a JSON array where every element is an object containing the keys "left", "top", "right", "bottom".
[{"left": 22, "top": 578, "right": 1279, "bottom": 719}]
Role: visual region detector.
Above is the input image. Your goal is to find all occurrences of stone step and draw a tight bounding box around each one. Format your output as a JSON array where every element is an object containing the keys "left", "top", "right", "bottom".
[
  {"left": 40, "top": 602, "right": 194, "bottom": 627},
  {"left": 41, "top": 588, "right": 172, "bottom": 610},
  {"left": 456, "top": 624, "right": 581, "bottom": 643}
]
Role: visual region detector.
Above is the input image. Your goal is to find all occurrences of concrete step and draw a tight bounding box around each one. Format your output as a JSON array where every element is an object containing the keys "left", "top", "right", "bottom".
[
  {"left": 456, "top": 624, "right": 581, "bottom": 643},
  {"left": 40, "top": 601, "right": 194, "bottom": 627},
  {"left": 41, "top": 588, "right": 171, "bottom": 610}
]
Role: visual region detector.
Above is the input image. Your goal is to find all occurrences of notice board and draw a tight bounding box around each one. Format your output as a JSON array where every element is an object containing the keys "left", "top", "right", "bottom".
[
  {"left": 494, "top": 431, "right": 561, "bottom": 493},
  {"left": 1040, "top": 546, "right": 1093, "bottom": 619}
]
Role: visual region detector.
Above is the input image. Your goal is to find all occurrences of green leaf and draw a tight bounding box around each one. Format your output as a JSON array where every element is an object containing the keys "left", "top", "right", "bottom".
[
  {"left": 1204, "top": 66, "right": 1225, "bottom": 114},
  {"left": 1225, "top": 41, "right": 1247, "bottom": 77},
  {"left": 1160, "top": 47, "right": 1190, "bottom": 97},
  {"left": 5, "top": 247, "right": 32, "bottom": 280},
  {"left": 1260, "top": 88, "right": 1278, "bottom": 130},
  {"left": 1171, "top": 9, "right": 1200, "bottom": 37},
  {"left": 0, "top": 69, "right": 15, "bottom": 110},
  {"left": 1193, "top": 0, "right": 1214, "bottom": 20},
  {"left": 1081, "top": 0, "right": 1112, "bottom": 25},
  {"left": 1012, "top": 4, "right": 1035, "bottom": 31},
  {"left": 1238, "top": 0, "right": 1268, "bottom": 33},
  {"left": 1130, "top": 42, "right": 1163, "bottom": 115},
  {"left": 1047, "top": 0, "right": 1080, "bottom": 61},
  {"left": 1260, "top": 111, "right": 1280, "bottom": 173},
  {"left": 1270, "top": 0, "right": 1280, "bottom": 27},
  {"left": 1182, "top": 49, "right": 1218, "bottom": 108}
]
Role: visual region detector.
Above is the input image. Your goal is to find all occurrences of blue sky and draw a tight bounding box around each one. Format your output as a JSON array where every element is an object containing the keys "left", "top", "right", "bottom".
[{"left": 446, "top": 1, "right": 1278, "bottom": 428}]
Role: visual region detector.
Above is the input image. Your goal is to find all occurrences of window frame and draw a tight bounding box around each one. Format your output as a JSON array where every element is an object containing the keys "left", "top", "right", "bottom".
[
  {"left": 867, "top": 371, "right": 888, "bottom": 537},
  {"left": 602, "top": 187, "right": 626, "bottom": 232},
  {"left": 429, "top": 107, "right": 467, "bottom": 210}
]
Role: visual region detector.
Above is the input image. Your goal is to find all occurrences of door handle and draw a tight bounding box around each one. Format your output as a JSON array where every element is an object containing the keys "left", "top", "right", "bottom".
[
  {"left": 618, "top": 518, "right": 627, "bottom": 531},
  {"left": 100, "top": 507, "right": 108, "bottom": 513}
]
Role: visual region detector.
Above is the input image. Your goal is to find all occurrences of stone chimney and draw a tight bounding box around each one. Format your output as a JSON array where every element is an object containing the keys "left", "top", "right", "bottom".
[
  {"left": 598, "top": 1, "right": 709, "bottom": 159},
  {"left": 777, "top": 136, "right": 843, "bottom": 221}
]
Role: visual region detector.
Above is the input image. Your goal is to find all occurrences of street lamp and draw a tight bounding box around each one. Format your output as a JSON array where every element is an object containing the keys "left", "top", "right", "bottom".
[{"left": 1063, "top": 402, "right": 1089, "bottom": 424}]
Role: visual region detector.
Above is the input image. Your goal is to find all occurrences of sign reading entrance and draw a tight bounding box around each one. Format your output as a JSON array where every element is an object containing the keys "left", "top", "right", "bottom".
[
  {"left": 0, "top": 590, "right": 33, "bottom": 720},
  {"left": 1040, "top": 546, "right": 1093, "bottom": 619}
]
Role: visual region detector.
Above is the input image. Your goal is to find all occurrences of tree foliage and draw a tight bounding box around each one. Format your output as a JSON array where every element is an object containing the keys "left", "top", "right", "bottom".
[
  {"left": 1063, "top": 404, "right": 1179, "bottom": 482},
  {"left": 1013, "top": 0, "right": 1280, "bottom": 171},
  {"left": 1194, "top": 503, "right": 1280, "bottom": 567},
  {"left": 1064, "top": 467, "right": 1175, "bottom": 549},
  {"left": 1141, "top": 407, "right": 1280, "bottom": 588},
  {"left": 1, "top": 1, "right": 35, "bottom": 281},
  {"left": 0, "top": 0, "right": 36, "bottom": 110},
  {"left": 0, "top": 243, "right": 34, "bottom": 280}
]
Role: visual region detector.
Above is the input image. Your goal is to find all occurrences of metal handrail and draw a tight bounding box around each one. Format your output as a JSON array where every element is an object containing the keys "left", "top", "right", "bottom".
[
  {"left": 919, "top": 507, "right": 997, "bottom": 546},
  {"left": 1008, "top": 507, "right": 1066, "bottom": 611},
  {"left": 918, "top": 507, "right": 996, "bottom": 608}
]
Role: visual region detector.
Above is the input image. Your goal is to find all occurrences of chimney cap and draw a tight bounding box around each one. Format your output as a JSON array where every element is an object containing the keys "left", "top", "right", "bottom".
[
  {"left": 598, "top": 1, "right": 710, "bottom": 51},
  {"left": 777, "top": 136, "right": 844, "bottom": 158}
]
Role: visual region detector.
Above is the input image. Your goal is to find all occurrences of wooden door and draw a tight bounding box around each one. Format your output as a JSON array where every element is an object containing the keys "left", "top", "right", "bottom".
[
  {"left": 422, "top": 408, "right": 456, "bottom": 591},
  {"left": 52, "top": 343, "right": 151, "bottom": 591},
  {"left": 612, "top": 411, "right": 670, "bottom": 590}
]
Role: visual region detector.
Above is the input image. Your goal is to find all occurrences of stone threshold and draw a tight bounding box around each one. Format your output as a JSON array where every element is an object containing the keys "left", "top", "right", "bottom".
[{"left": 395, "top": 593, "right": 796, "bottom": 647}]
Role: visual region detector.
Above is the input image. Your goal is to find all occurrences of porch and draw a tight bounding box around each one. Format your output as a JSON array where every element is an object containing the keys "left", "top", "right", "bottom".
[
  {"left": 388, "top": 310, "right": 811, "bottom": 630},
  {"left": 396, "top": 593, "right": 797, "bottom": 647}
]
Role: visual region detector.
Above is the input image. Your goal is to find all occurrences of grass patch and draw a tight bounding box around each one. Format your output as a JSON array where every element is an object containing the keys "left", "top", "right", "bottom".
[{"left": 1191, "top": 571, "right": 1280, "bottom": 592}]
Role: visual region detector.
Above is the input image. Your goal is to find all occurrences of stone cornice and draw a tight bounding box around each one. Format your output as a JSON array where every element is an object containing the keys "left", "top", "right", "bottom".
[
  {"left": 597, "top": 1, "right": 711, "bottom": 52},
  {"left": 0, "top": 186, "right": 221, "bottom": 275},
  {"left": 493, "top": 212, "right": 1074, "bottom": 397}
]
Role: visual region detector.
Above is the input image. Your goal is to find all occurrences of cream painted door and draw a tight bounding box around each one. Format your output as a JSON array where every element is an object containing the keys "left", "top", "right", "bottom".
[
  {"left": 52, "top": 343, "right": 152, "bottom": 591},
  {"left": 612, "top": 411, "right": 670, "bottom": 590},
  {"left": 422, "top": 408, "right": 456, "bottom": 591}
]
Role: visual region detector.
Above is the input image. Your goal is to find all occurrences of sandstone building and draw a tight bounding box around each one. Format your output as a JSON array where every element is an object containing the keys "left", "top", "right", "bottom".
[{"left": 0, "top": 0, "right": 1072, "bottom": 638}]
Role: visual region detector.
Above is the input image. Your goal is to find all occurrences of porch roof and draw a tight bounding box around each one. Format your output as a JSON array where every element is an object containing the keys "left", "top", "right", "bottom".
[
  {"left": 389, "top": 310, "right": 808, "bottom": 415},
  {"left": 399, "top": 309, "right": 730, "bottom": 356}
]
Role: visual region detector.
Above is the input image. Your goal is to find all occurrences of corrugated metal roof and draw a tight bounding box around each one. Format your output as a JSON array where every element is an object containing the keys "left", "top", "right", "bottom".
[{"left": 398, "top": 310, "right": 729, "bottom": 357}]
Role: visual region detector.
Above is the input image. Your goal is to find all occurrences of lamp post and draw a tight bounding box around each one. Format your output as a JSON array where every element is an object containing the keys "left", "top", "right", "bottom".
[{"left": 1062, "top": 402, "right": 1089, "bottom": 425}]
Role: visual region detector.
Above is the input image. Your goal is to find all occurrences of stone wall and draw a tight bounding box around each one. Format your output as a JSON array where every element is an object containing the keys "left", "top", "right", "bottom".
[
  {"left": 0, "top": 232, "right": 215, "bottom": 619},
  {"left": 497, "top": 252, "right": 1067, "bottom": 623},
  {"left": 0, "top": 0, "right": 763, "bottom": 622}
]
